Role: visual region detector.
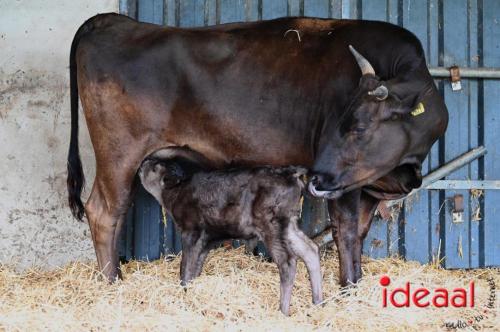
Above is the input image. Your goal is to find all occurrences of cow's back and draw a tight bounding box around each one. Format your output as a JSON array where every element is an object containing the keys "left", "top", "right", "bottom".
[{"left": 73, "top": 14, "right": 429, "bottom": 168}]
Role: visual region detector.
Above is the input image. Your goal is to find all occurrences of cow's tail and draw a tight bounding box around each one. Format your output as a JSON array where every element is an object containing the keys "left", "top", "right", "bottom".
[{"left": 67, "top": 21, "right": 92, "bottom": 221}]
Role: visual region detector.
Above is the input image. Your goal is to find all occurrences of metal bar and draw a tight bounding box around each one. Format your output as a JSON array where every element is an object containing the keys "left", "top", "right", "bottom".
[
  {"left": 385, "top": 146, "right": 487, "bottom": 207},
  {"left": 425, "top": 180, "right": 500, "bottom": 190},
  {"left": 429, "top": 67, "right": 500, "bottom": 79}
]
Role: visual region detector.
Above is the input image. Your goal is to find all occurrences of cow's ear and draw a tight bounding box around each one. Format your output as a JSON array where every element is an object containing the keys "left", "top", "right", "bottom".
[
  {"left": 368, "top": 85, "right": 389, "bottom": 101},
  {"left": 380, "top": 95, "right": 420, "bottom": 121}
]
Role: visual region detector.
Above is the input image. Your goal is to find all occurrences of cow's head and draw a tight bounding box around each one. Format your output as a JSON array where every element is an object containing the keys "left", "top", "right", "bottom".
[{"left": 308, "top": 45, "right": 429, "bottom": 199}]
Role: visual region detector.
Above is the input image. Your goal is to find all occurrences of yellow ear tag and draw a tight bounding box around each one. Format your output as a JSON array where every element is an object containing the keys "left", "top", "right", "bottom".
[{"left": 411, "top": 102, "right": 425, "bottom": 116}]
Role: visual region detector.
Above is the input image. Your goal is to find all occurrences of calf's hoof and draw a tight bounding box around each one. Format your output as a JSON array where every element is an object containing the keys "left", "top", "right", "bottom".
[
  {"left": 313, "top": 296, "right": 323, "bottom": 305},
  {"left": 280, "top": 307, "right": 290, "bottom": 316}
]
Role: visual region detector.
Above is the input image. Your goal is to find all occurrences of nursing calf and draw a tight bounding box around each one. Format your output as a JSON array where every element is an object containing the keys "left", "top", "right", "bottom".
[{"left": 138, "top": 159, "right": 322, "bottom": 315}]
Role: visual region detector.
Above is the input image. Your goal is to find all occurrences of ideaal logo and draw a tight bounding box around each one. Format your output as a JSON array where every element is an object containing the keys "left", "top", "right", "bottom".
[
  {"left": 379, "top": 275, "right": 475, "bottom": 308},
  {"left": 379, "top": 275, "right": 496, "bottom": 330}
]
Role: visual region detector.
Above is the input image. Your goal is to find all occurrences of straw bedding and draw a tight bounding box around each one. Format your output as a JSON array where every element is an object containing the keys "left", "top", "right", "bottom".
[{"left": 0, "top": 247, "right": 498, "bottom": 331}]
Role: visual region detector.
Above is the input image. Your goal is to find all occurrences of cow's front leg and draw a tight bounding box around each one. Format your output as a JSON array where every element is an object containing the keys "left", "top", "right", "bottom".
[
  {"left": 355, "top": 192, "right": 379, "bottom": 281},
  {"left": 328, "top": 190, "right": 380, "bottom": 286},
  {"left": 328, "top": 190, "right": 361, "bottom": 287}
]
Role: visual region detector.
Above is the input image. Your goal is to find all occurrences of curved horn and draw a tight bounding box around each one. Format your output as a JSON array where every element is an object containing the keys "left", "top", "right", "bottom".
[
  {"left": 368, "top": 85, "right": 389, "bottom": 101},
  {"left": 349, "top": 45, "right": 376, "bottom": 76}
]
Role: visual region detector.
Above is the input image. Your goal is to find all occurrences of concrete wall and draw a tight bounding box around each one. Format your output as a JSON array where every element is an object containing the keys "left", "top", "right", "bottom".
[{"left": 0, "top": 0, "right": 118, "bottom": 268}]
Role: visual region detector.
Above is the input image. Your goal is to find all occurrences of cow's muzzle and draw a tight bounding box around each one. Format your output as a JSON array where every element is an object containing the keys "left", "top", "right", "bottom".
[{"left": 307, "top": 175, "right": 344, "bottom": 199}]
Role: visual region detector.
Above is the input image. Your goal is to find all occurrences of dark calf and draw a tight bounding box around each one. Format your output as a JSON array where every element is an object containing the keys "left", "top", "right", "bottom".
[{"left": 138, "top": 159, "right": 323, "bottom": 315}]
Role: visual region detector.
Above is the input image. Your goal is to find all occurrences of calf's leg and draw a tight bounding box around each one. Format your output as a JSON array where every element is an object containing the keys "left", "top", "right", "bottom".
[
  {"left": 180, "top": 231, "right": 208, "bottom": 285},
  {"left": 263, "top": 231, "right": 297, "bottom": 316},
  {"left": 192, "top": 242, "right": 212, "bottom": 279},
  {"left": 286, "top": 218, "right": 323, "bottom": 304}
]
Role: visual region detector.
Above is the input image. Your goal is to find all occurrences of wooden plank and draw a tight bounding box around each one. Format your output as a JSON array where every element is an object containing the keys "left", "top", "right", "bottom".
[
  {"left": 427, "top": 0, "right": 442, "bottom": 266},
  {"left": 245, "top": 0, "right": 261, "bottom": 21},
  {"left": 200, "top": 0, "right": 216, "bottom": 26},
  {"left": 287, "top": 0, "right": 302, "bottom": 16},
  {"left": 330, "top": 0, "right": 342, "bottom": 18},
  {"left": 385, "top": 0, "right": 398, "bottom": 24},
  {"left": 178, "top": 0, "right": 205, "bottom": 27},
  {"left": 119, "top": 0, "right": 138, "bottom": 19},
  {"left": 441, "top": 0, "right": 471, "bottom": 269},
  {"left": 467, "top": 3, "right": 480, "bottom": 268},
  {"left": 342, "top": 0, "right": 360, "bottom": 19},
  {"left": 402, "top": 0, "right": 431, "bottom": 264},
  {"left": 262, "top": 0, "right": 287, "bottom": 19},
  {"left": 361, "top": 0, "right": 386, "bottom": 21},
  {"left": 304, "top": 0, "right": 330, "bottom": 18},
  {"left": 363, "top": 216, "right": 389, "bottom": 258},
  {"left": 219, "top": 0, "right": 246, "bottom": 23},
  {"left": 132, "top": 186, "right": 161, "bottom": 260},
  {"left": 482, "top": 0, "right": 500, "bottom": 267},
  {"left": 163, "top": 0, "right": 177, "bottom": 26},
  {"left": 138, "top": 0, "right": 164, "bottom": 24}
]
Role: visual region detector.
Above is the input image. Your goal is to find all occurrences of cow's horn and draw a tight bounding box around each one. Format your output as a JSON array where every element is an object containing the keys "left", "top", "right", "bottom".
[
  {"left": 368, "top": 85, "right": 389, "bottom": 100},
  {"left": 349, "top": 45, "right": 376, "bottom": 76}
]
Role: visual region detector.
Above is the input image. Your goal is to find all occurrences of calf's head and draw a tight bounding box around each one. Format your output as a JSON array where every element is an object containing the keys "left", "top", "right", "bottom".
[
  {"left": 309, "top": 46, "right": 431, "bottom": 199},
  {"left": 138, "top": 159, "right": 186, "bottom": 203}
]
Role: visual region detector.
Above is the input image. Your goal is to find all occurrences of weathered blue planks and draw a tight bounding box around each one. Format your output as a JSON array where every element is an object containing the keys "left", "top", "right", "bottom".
[
  {"left": 441, "top": 0, "right": 471, "bottom": 269},
  {"left": 402, "top": 0, "right": 434, "bottom": 265},
  {"left": 303, "top": 0, "right": 330, "bottom": 18},
  {"left": 219, "top": 0, "right": 246, "bottom": 24},
  {"left": 400, "top": 0, "right": 434, "bottom": 265},
  {"left": 178, "top": 0, "right": 205, "bottom": 27},
  {"left": 262, "top": 0, "right": 287, "bottom": 19},
  {"left": 482, "top": 0, "right": 500, "bottom": 267},
  {"left": 118, "top": 0, "right": 500, "bottom": 268}
]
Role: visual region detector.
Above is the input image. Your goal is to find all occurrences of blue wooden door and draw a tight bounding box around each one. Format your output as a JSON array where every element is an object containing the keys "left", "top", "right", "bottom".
[{"left": 118, "top": 0, "right": 500, "bottom": 268}]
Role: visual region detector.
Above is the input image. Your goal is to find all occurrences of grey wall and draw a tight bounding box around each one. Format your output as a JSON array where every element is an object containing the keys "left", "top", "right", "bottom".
[{"left": 0, "top": 0, "right": 118, "bottom": 268}]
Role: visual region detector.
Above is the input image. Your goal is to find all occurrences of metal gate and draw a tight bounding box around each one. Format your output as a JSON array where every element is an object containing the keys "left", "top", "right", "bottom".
[{"left": 118, "top": 0, "right": 500, "bottom": 268}]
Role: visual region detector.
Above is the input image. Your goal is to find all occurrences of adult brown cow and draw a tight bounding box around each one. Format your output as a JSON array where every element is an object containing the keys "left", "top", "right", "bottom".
[{"left": 67, "top": 13, "right": 448, "bottom": 285}]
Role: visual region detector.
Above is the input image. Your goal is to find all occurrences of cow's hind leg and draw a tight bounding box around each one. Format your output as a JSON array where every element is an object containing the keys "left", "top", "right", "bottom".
[
  {"left": 85, "top": 159, "right": 140, "bottom": 282},
  {"left": 286, "top": 217, "right": 323, "bottom": 304}
]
